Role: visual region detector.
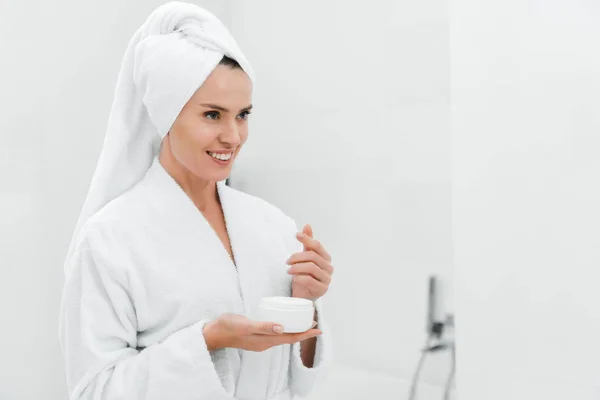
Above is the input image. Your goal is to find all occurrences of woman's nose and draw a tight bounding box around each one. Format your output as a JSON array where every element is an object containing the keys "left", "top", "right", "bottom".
[{"left": 220, "top": 121, "right": 242, "bottom": 145}]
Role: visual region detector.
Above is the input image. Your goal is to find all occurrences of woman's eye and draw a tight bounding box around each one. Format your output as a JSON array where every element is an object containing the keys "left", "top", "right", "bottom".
[
  {"left": 238, "top": 110, "right": 252, "bottom": 120},
  {"left": 205, "top": 111, "right": 219, "bottom": 120}
]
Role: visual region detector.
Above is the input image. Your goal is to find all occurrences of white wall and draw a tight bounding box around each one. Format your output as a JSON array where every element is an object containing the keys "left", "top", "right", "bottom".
[
  {"left": 228, "top": 1, "right": 454, "bottom": 399},
  {"left": 9, "top": 1, "right": 596, "bottom": 399},
  {"left": 450, "top": 0, "right": 600, "bottom": 399}
]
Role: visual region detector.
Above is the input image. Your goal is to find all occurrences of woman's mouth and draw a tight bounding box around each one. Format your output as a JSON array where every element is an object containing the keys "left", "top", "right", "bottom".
[{"left": 207, "top": 151, "right": 233, "bottom": 165}]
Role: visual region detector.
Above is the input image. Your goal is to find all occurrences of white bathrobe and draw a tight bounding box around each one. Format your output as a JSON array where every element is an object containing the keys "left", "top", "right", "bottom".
[{"left": 59, "top": 155, "right": 331, "bottom": 400}]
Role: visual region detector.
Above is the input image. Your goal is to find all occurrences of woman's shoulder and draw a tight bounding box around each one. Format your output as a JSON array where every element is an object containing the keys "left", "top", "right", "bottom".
[
  {"left": 74, "top": 185, "right": 151, "bottom": 251},
  {"left": 66, "top": 188, "right": 153, "bottom": 279}
]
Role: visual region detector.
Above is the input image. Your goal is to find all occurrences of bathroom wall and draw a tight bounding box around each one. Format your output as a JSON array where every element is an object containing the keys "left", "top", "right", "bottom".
[
  {"left": 450, "top": 0, "right": 600, "bottom": 398},
  {"left": 228, "top": 1, "right": 454, "bottom": 399},
  {"left": 5, "top": 0, "right": 598, "bottom": 399}
]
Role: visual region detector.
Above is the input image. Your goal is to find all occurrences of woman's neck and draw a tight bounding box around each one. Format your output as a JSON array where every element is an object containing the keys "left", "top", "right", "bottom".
[{"left": 158, "top": 139, "right": 217, "bottom": 212}]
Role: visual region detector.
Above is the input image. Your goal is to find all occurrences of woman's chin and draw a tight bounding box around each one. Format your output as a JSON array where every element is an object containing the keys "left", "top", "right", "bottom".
[
  {"left": 206, "top": 168, "right": 232, "bottom": 183},
  {"left": 194, "top": 158, "right": 233, "bottom": 182}
]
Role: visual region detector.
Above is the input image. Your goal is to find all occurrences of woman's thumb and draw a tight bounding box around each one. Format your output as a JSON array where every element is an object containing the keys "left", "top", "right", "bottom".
[
  {"left": 303, "top": 224, "right": 313, "bottom": 238},
  {"left": 254, "top": 321, "right": 284, "bottom": 334}
]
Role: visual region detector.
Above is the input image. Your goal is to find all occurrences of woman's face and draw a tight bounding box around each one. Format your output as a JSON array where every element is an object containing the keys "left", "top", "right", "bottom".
[{"left": 167, "top": 63, "right": 253, "bottom": 183}]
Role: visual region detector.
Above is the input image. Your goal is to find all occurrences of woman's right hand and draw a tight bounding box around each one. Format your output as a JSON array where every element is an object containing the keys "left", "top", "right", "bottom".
[{"left": 203, "top": 313, "right": 322, "bottom": 352}]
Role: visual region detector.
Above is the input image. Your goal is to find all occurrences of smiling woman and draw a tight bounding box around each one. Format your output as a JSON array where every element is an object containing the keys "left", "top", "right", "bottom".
[
  {"left": 159, "top": 55, "right": 253, "bottom": 199},
  {"left": 58, "top": 2, "right": 333, "bottom": 400}
]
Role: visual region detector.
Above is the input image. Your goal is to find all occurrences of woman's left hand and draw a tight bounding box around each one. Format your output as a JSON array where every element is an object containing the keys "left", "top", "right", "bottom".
[{"left": 286, "top": 224, "right": 334, "bottom": 301}]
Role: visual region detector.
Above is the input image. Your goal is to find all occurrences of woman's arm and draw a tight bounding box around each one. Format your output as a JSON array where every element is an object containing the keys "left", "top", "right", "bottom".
[
  {"left": 278, "top": 216, "right": 332, "bottom": 397},
  {"left": 59, "top": 243, "right": 234, "bottom": 400},
  {"left": 288, "top": 297, "right": 331, "bottom": 397},
  {"left": 299, "top": 309, "right": 318, "bottom": 367}
]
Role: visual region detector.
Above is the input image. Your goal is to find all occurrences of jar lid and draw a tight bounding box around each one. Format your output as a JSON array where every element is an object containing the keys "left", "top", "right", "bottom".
[{"left": 259, "top": 296, "right": 314, "bottom": 311}]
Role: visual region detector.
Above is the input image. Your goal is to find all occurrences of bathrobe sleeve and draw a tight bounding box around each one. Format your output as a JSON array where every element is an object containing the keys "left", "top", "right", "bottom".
[
  {"left": 59, "top": 240, "right": 234, "bottom": 400},
  {"left": 279, "top": 216, "right": 333, "bottom": 398},
  {"left": 289, "top": 296, "right": 332, "bottom": 397}
]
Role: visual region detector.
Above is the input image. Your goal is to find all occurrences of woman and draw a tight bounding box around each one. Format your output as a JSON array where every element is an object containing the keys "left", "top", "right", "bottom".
[{"left": 59, "top": 3, "right": 333, "bottom": 400}]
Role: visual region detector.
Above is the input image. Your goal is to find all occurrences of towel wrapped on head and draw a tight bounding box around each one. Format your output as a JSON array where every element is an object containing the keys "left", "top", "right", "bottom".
[{"left": 64, "top": 1, "right": 254, "bottom": 272}]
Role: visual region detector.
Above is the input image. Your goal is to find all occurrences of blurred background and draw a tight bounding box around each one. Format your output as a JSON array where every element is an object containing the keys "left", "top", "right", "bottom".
[
  {"left": 451, "top": 0, "right": 600, "bottom": 398},
  {"left": 0, "top": 1, "right": 454, "bottom": 399},
  {"left": 1, "top": 0, "right": 599, "bottom": 399}
]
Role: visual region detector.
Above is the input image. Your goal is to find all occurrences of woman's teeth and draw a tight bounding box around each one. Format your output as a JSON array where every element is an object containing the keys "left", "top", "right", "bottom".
[{"left": 208, "top": 152, "right": 233, "bottom": 161}]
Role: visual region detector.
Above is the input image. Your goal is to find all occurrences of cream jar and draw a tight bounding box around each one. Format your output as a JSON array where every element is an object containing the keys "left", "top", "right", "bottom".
[{"left": 257, "top": 296, "right": 315, "bottom": 333}]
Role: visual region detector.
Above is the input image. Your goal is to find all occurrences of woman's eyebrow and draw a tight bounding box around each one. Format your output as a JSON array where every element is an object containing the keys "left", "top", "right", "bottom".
[{"left": 200, "top": 103, "right": 253, "bottom": 112}]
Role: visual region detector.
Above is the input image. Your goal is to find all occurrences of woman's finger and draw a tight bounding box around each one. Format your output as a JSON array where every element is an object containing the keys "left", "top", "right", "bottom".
[
  {"left": 250, "top": 320, "right": 285, "bottom": 335},
  {"left": 281, "top": 328, "right": 322, "bottom": 345},
  {"left": 294, "top": 328, "right": 322, "bottom": 342},
  {"left": 252, "top": 328, "right": 322, "bottom": 345},
  {"left": 287, "top": 251, "right": 334, "bottom": 275},
  {"left": 292, "top": 274, "right": 328, "bottom": 296},
  {"left": 296, "top": 232, "right": 331, "bottom": 262},
  {"left": 288, "top": 262, "right": 331, "bottom": 284}
]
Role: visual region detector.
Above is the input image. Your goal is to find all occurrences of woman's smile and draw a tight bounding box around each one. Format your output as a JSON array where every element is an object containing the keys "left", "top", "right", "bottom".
[{"left": 207, "top": 150, "right": 234, "bottom": 165}]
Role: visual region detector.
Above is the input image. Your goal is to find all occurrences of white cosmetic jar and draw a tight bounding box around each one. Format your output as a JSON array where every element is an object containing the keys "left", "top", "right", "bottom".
[{"left": 257, "top": 296, "right": 315, "bottom": 333}]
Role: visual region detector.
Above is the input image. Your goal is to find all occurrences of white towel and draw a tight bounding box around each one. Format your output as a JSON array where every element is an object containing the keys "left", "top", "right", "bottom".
[{"left": 63, "top": 1, "right": 254, "bottom": 273}]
